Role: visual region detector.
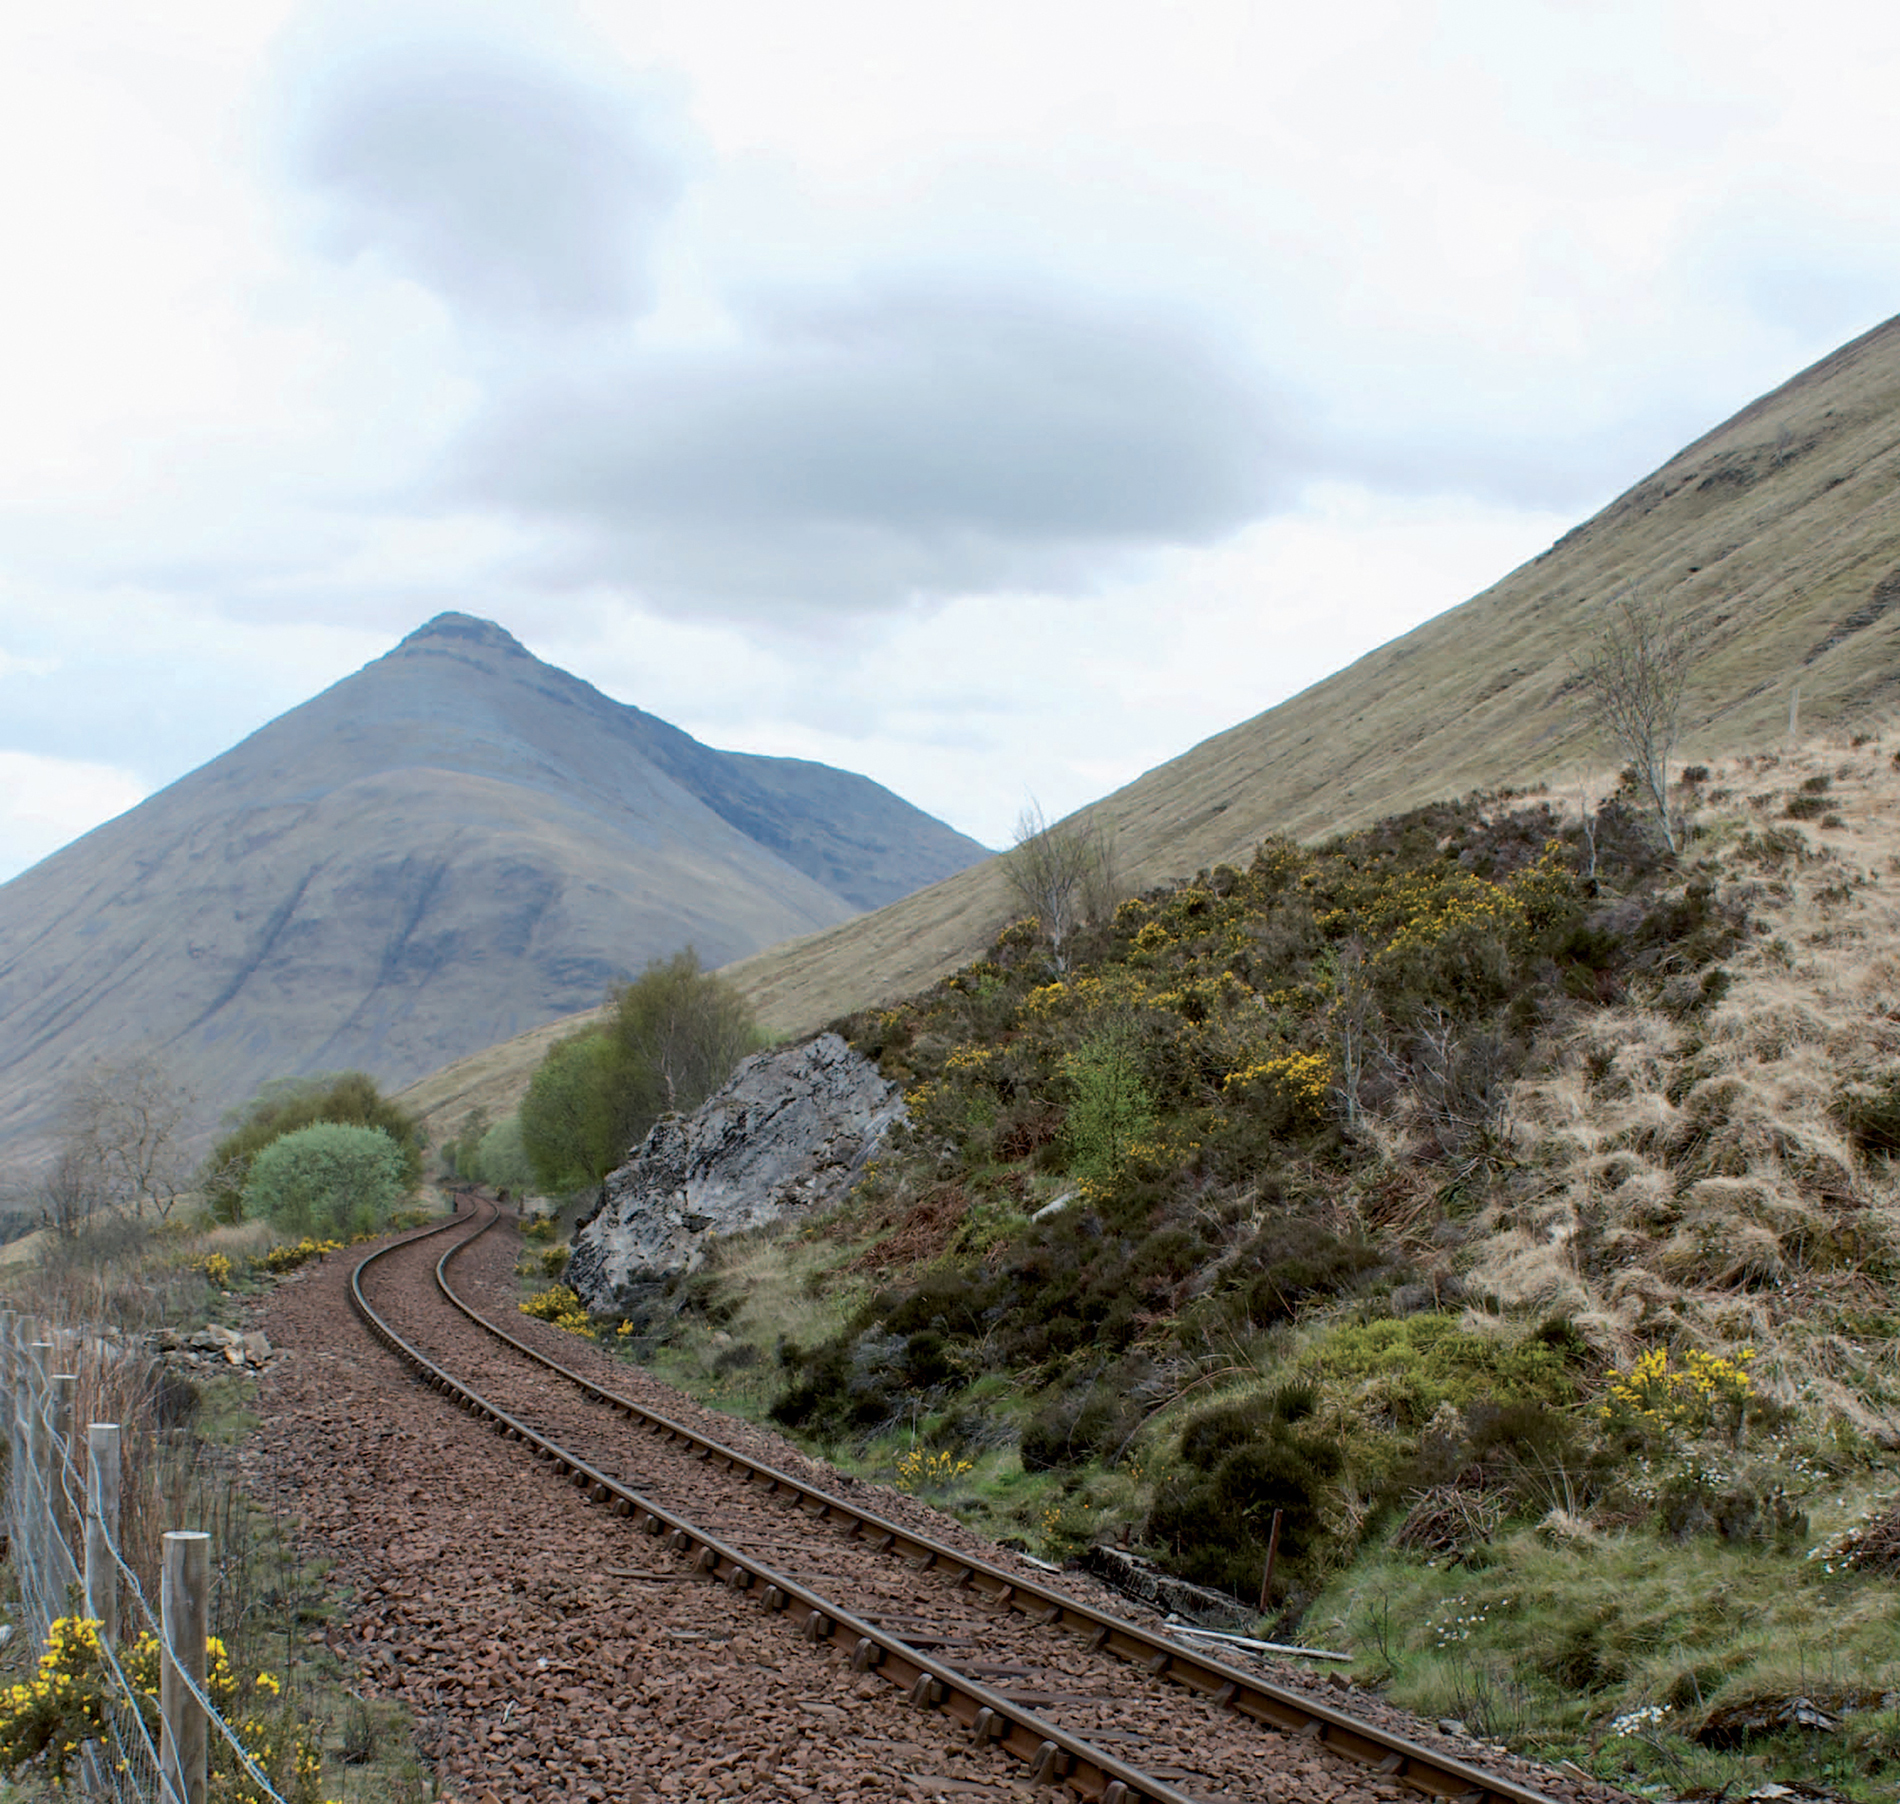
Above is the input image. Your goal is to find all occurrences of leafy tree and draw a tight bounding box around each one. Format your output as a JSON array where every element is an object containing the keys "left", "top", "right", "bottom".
[
  {"left": 518, "top": 1031, "right": 625, "bottom": 1195},
  {"left": 608, "top": 948, "right": 762, "bottom": 1117},
  {"left": 518, "top": 950, "right": 763, "bottom": 1195},
  {"left": 442, "top": 1106, "right": 489, "bottom": 1181},
  {"left": 204, "top": 1072, "right": 421, "bottom": 1223},
  {"left": 241, "top": 1122, "right": 408, "bottom": 1239},
  {"left": 471, "top": 1114, "right": 536, "bottom": 1196}
]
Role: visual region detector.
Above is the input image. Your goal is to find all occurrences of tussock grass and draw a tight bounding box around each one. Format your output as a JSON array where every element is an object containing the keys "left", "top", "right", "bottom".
[{"left": 1466, "top": 738, "right": 1900, "bottom": 1446}]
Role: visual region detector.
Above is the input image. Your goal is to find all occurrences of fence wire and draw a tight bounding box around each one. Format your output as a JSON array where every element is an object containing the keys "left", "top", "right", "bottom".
[{"left": 4, "top": 1323, "right": 291, "bottom": 1804}]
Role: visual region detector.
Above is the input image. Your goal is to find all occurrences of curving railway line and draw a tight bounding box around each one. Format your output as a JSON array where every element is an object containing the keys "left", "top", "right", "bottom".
[{"left": 343, "top": 1198, "right": 1624, "bottom": 1804}]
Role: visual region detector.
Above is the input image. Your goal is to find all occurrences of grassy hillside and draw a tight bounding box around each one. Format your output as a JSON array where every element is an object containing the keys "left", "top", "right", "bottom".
[
  {"left": 404, "top": 313, "right": 1900, "bottom": 1138},
  {"left": 539, "top": 734, "right": 1900, "bottom": 1799}
]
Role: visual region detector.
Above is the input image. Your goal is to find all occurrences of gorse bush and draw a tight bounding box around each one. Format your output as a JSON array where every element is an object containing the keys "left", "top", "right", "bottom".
[
  {"left": 256, "top": 1236, "right": 343, "bottom": 1275},
  {"left": 1600, "top": 1346, "right": 1755, "bottom": 1440},
  {"left": 0, "top": 1617, "right": 328, "bottom": 1802},
  {"left": 519, "top": 1284, "right": 594, "bottom": 1337}
]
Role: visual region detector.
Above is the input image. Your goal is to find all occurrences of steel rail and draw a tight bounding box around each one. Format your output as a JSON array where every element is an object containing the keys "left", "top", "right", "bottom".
[
  {"left": 350, "top": 1200, "right": 1199, "bottom": 1804},
  {"left": 427, "top": 1198, "right": 1563, "bottom": 1804}
]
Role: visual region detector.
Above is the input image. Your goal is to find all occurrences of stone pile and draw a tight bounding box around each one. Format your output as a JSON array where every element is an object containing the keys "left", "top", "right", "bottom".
[{"left": 151, "top": 1323, "right": 278, "bottom": 1373}]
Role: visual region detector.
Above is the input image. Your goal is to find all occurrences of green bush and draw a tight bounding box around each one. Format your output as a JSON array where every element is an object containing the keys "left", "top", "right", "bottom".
[
  {"left": 241, "top": 1123, "right": 408, "bottom": 1239},
  {"left": 205, "top": 1072, "right": 421, "bottom": 1223},
  {"left": 1147, "top": 1389, "right": 1345, "bottom": 1603},
  {"left": 1302, "top": 1315, "right": 1577, "bottom": 1430},
  {"left": 1063, "top": 1021, "right": 1156, "bottom": 1185},
  {"left": 519, "top": 950, "right": 763, "bottom": 1194}
]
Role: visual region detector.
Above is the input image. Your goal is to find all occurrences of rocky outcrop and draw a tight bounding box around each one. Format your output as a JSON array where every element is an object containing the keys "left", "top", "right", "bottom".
[{"left": 567, "top": 1033, "right": 904, "bottom": 1307}]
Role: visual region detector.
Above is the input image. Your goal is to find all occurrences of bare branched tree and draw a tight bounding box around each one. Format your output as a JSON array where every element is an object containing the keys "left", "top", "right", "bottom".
[
  {"left": 23, "top": 1144, "right": 98, "bottom": 1239},
  {"left": 1574, "top": 590, "right": 1693, "bottom": 853},
  {"left": 1002, "top": 800, "right": 1118, "bottom": 972},
  {"left": 62, "top": 1051, "right": 197, "bottom": 1221}
]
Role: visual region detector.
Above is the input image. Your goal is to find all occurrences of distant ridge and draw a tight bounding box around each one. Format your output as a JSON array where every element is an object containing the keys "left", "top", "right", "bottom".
[{"left": 0, "top": 615, "right": 988, "bottom": 1159}]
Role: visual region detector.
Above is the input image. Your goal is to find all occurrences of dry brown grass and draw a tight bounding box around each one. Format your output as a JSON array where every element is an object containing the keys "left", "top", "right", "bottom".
[{"left": 1464, "top": 733, "right": 1900, "bottom": 1434}]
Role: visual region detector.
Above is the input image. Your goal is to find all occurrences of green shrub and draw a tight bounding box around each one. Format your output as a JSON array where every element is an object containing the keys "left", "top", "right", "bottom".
[
  {"left": 1147, "top": 1389, "right": 1345, "bottom": 1602},
  {"left": 1063, "top": 1021, "right": 1157, "bottom": 1185},
  {"left": 241, "top": 1123, "right": 408, "bottom": 1239},
  {"left": 206, "top": 1072, "right": 421, "bottom": 1223},
  {"left": 1302, "top": 1315, "right": 1577, "bottom": 1430}
]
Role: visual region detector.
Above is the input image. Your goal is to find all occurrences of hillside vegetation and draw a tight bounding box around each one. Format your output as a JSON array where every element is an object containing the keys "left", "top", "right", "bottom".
[
  {"left": 580, "top": 736, "right": 1900, "bottom": 1799},
  {"left": 403, "top": 313, "right": 1900, "bottom": 1135}
]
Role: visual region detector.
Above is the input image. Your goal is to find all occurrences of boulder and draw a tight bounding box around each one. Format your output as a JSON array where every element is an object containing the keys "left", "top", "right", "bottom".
[{"left": 567, "top": 1033, "right": 905, "bottom": 1308}]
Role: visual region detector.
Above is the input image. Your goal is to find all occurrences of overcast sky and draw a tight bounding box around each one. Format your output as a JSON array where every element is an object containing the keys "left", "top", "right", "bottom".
[{"left": 3, "top": 0, "right": 1897, "bottom": 883}]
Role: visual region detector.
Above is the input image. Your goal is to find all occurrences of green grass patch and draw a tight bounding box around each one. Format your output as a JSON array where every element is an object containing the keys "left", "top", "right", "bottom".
[{"left": 1312, "top": 1522, "right": 1900, "bottom": 1798}]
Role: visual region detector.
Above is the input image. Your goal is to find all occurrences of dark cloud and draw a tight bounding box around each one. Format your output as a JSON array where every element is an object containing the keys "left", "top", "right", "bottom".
[
  {"left": 292, "top": 35, "right": 683, "bottom": 325},
  {"left": 446, "top": 281, "right": 1291, "bottom": 612}
]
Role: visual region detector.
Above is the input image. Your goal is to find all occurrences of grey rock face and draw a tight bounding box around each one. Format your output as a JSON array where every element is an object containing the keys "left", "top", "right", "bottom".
[{"left": 567, "top": 1033, "right": 904, "bottom": 1306}]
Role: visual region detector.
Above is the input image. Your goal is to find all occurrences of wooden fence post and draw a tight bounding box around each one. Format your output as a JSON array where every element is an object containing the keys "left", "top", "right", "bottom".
[
  {"left": 27, "top": 1344, "right": 52, "bottom": 1594},
  {"left": 49, "top": 1373, "right": 76, "bottom": 1577},
  {"left": 86, "top": 1424, "right": 121, "bottom": 1646},
  {"left": 161, "top": 1530, "right": 210, "bottom": 1804}
]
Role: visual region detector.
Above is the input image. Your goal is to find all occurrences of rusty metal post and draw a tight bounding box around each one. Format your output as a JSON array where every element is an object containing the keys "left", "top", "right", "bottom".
[
  {"left": 1258, "top": 1508, "right": 1284, "bottom": 1615},
  {"left": 161, "top": 1531, "right": 210, "bottom": 1804}
]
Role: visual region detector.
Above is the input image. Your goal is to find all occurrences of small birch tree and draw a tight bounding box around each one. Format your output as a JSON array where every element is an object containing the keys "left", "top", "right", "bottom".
[
  {"left": 1003, "top": 800, "right": 1117, "bottom": 972},
  {"left": 1574, "top": 591, "right": 1693, "bottom": 853},
  {"left": 62, "top": 1052, "right": 196, "bottom": 1221}
]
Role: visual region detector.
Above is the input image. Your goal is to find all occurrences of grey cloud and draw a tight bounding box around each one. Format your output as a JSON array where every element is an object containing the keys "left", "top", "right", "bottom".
[
  {"left": 292, "top": 36, "right": 683, "bottom": 325},
  {"left": 448, "top": 282, "right": 1291, "bottom": 612}
]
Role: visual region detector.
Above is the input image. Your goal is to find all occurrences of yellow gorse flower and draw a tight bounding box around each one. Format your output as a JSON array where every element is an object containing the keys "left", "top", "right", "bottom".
[
  {"left": 519, "top": 1284, "right": 596, "bottom": 1338},
  {"left": 1601, "top": 1345, "right": 1755, "bottom": 1433}
]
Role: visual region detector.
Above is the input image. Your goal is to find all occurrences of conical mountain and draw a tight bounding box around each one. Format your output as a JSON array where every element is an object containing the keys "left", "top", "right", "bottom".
[
  {"left": 713, "top": 312, "right": 1900, "bottom": 1035},
  {"left": 0, "top": 614, "right": 988, "bottom": 1158}
]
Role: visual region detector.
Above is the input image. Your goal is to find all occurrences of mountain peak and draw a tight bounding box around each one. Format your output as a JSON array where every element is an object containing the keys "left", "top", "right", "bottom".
[{"left": 397, "top": 612, "right": 531, "bottom": 657}]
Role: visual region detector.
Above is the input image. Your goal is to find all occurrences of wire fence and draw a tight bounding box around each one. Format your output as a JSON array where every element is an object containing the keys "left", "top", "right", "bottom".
[{"left": 2, "top": 1308, "right": 290, "bottom": 1804}]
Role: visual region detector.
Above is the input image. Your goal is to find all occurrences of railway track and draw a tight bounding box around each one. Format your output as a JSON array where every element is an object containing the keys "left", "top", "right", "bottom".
[{"left": 347, "top": 1199, "right": 1603, "bottom": 1804}]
